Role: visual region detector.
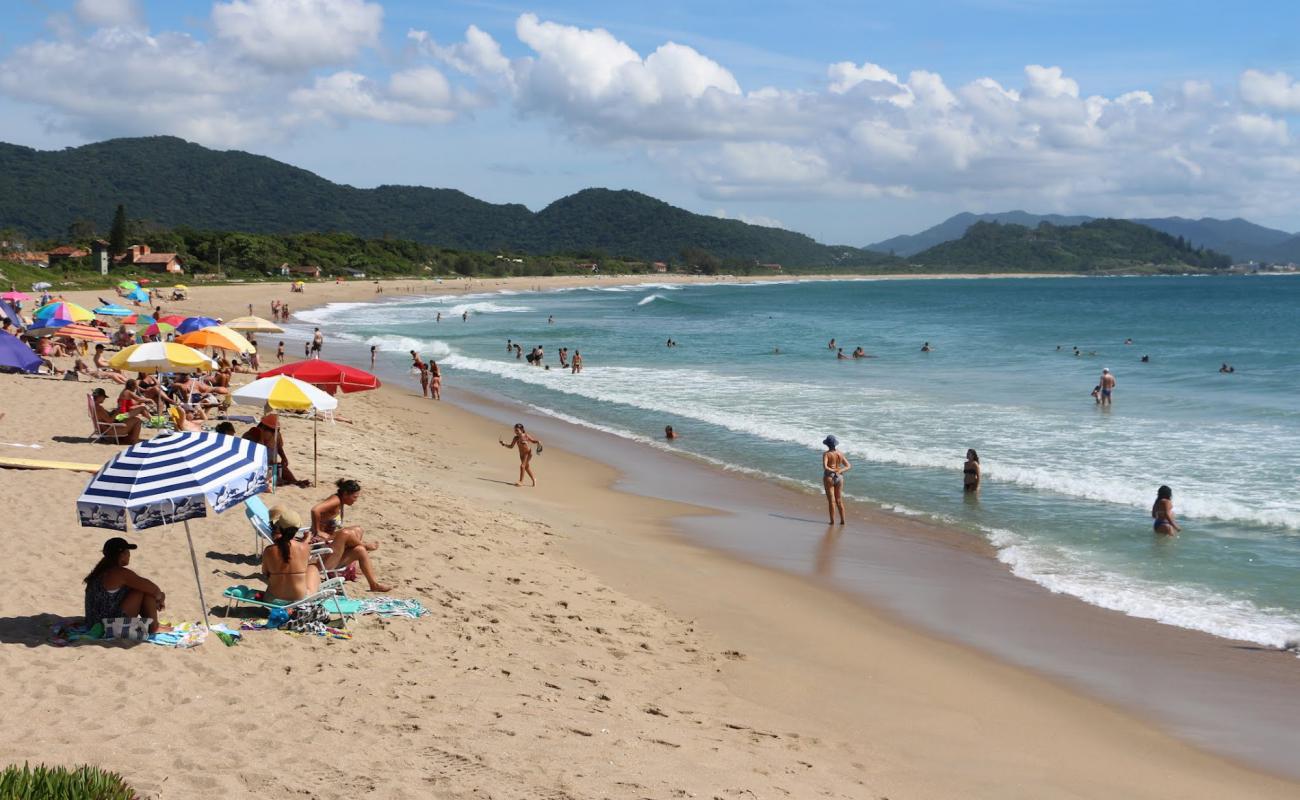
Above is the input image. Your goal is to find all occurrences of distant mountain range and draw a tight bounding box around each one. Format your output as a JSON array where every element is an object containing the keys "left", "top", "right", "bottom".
[
  {"left": 0, "top": 136, "right": 888, "bottom": 269},
  {"left": 869, "top": 211, "right": 1300, "bottom": 263}
]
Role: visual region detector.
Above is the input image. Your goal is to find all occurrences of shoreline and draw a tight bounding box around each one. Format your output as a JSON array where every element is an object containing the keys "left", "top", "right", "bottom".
[
  {"left": 10, "top": 275, "right": 1296, "bottom": 796},
  {"left": 277, "top": 277, "right": 1300, "bottom": 778}
]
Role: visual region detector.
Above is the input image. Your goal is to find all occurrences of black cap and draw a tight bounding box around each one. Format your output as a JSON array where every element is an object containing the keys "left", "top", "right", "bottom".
[
  {"left": 102, "top": 537, "right": 137, "bottom": 556},
  {"left": 92, "top": 387, "right": 108, "bottom": 398}
]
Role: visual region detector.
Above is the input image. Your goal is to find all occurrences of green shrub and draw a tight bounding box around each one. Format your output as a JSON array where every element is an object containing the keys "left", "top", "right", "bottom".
[{"left": 0, "top": 762, "right": 137, "bottom": 800}]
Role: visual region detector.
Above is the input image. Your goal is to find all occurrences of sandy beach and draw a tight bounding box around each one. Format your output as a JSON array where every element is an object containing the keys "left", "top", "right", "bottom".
[{"left": 1, "top": 275, "right": 1296, "bottom": 799}]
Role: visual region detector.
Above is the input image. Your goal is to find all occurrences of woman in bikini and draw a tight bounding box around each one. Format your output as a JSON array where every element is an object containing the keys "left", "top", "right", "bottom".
[
  {"left": 499, "top": 423, "right": 542, "bottom": 486},
  {"left": 821, "top": 435, "right": 851, "bottom": 525},
  {"left": 310, "top": 478, "right": 392, "bottom": 593},
  {"left": 83, "top": 537, "right": 168, "bottom": 634},
  {"left": 1152, "top": 485, "right": 1182, "bottom": 536},
  {"left": 963, "top": 449, "right": 981, "bottom": 493},
  {"left": 429, "top": 360, "right": 441, "bottom": 400},
  {"left": 260, "top": 509, "right": 320, "bottom": 602}
]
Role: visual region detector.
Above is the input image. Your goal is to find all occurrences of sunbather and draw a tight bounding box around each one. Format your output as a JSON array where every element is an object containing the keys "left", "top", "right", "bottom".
[
  {"left": 75, "top": 358, "right": 128, "bottom": 384},
  {"left": 84, "top": 537, "right": 169, "bottom": 634},
  {"left": 116, "top": 379, "right": 157, "bottom": 418},
  {"left": 260, "top": 509, "right": 321, "bottom": 602},
  {"left": 311, "top": 479, "right": 392, "bottom": 593},
  {"left": 91, "top": 387, "right": 142, "bottom": 443}
]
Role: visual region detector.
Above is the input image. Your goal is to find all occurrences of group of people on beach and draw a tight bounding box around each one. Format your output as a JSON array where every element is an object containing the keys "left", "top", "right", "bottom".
[
  {"left": 408, "top": 350, "right": 442, "bottom": 399},
  {"left": 505, "top": 338, "right": 582, "bottom": 373}
]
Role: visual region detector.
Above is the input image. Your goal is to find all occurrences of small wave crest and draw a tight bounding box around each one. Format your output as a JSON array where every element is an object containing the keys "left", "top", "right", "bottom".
[{"left": 636, "top": 294, "right": 666, "bottom": 307}]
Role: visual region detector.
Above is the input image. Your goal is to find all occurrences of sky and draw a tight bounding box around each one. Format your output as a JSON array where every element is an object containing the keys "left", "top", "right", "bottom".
[{"left": 3, "top": 0, "right": 1300, "bottom": 245}]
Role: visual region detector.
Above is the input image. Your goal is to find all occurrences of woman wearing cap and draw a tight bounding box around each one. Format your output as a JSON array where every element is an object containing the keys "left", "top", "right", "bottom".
[
  {"left": 83, "top": 538, "right": 168, "bottom": 634},
  {"left": 821, "top": 436, "right": 851, "bottom": 525},
  {"left": 261, "top": 509, "right": 320, "bottom": 602}
]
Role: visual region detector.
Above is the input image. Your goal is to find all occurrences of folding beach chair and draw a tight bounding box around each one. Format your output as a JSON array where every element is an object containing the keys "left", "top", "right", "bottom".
[
  {"left": 86, "top": 394, "right": 108, "bottom": 444},
  {"left": 221, "top": 577, "right": 351, "bottom": 628}
]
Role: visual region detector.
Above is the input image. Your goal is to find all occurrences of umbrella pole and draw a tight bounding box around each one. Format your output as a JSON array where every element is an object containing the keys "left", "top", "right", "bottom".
[
  {"left": 313, "top": 414, "right": 319, "bottom": 488},
  {"left": 183, "top": 519, "right": 212, "bottom": 630}
]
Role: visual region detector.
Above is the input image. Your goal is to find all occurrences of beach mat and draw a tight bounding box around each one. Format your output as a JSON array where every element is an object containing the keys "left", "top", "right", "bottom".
[{"left": 0, "top": 456, "right": 103, "bottom": 473}]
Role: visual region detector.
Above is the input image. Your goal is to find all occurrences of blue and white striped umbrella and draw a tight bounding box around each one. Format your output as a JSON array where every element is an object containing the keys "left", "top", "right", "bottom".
[
  {"left": 77, "top": 431, "right": 269, "bottom": 532},
  {"left": 76, "top": 432, "right": 269, "bottom": 629}
]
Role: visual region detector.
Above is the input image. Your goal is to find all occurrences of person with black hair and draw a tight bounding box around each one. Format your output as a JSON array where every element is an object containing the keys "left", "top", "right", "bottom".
[
  {"left": 499, "top": 423, "right": 542, "bottom": 486},
  {"left": 963, "top": 449, "right": 981, "bottom": 493},
  {"left": 214, "top": 421, "right": 237, "bottom": 436},
  {"left": 1152, "top": 485, "right": 1182, "bottom": 535},
  {"left": 83, "top": 538, "right": 168, "bottom": 633},
  {"left": 260, "top": 508, "right": 320, "bottom": 602},
  {"left": 821, "top": 436, "right": 851, "bottom": 525},
  {"left": 311, "top": 479, "right": 392, "bottom": 593}
]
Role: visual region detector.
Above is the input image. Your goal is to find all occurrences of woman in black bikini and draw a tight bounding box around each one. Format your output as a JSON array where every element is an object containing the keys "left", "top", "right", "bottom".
[
  {"left": 1152, "top": 485, "right": 1181, "bottom": 535},
  {"left": 821, "top": 435, "right": 851, "bottom": 525},
  {"left": 261, "top": 508, "right": 320, "bottom": 602},
  {"left": 963, "top": 449, "right": 981, "bottom": 493},
  {"left": 83, "top": 537, "right": 168, "bottom": 634}
]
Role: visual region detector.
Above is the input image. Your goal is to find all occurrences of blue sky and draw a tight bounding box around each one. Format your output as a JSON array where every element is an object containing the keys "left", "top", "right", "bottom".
[{"left": 3, "top": 0, "right": 1300, "bottom": 244}]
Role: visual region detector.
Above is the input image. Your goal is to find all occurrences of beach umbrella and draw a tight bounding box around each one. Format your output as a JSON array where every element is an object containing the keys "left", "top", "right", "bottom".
[
  {"left": 176, "top": 316, "right": 220, "bottom": 335},
  {"left": 1, "top": 291, "right": 30, "bottom": 302},
  {"left": 94, "top": 303, "right": 132, "bottom": 317},
  {"left": 0, "top": 331, "right": 41, "bottom": 373},
  {"left": 176, "top": 325, "right": 254, "bottom": 354},
  {"left": 0, "top": 300, "right": 22, "bottom": 329},
  {"left": 143, "top": 322, "right": 176, "bottom": 338},
  {"left": 109, "top": 341, "right": 216, "bottom": 373},
  {"left": 122, "top": 313, "right": 154, "bottom": 325},
  {"left": 76, "top": 431, "right": 269, "bottom": 629},
  {"left": 173, "top": 284, "right": 188, "bottom": 290},
  {"left": 259, "top": 359, "right": 381, "bottom": 395},
  {"left": 31, "top": 282, "right": 52, "bottom": 291},
  {"left": 126, "top": 288, "right": 149, "bottom": 303},
  {"left": 33, "top": 301, "right": 94, "bottom": 323},
  {"left": 28, "top": 322, "right": 110, "bottom": 343},
  {"left": 159, "top": 315, "right": 186, "bottom": 327},
  {"left": 117, "top": 280, "right": 139, "bottom": 290},
  {"left": 232, "top": 375, "right": 339, "bottom": 485},
  {"left": 224, "top": 315, "right": 283, "bottom": 334}
]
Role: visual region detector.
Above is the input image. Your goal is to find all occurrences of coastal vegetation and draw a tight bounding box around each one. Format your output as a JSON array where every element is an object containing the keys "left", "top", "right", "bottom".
[{"left": 0, "top": 763, "right": 137, "bottom": 799}]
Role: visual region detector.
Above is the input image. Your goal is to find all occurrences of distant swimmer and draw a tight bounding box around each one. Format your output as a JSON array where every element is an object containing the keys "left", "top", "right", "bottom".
[
  {"left": 571, "top": 350, "right": 582, "bottom": 373},
  {"left": 1219, "top": 362, "right": 1235, "bottom": 373},
  {"left": 370, "top": 345, "right": 377, "bottom": 369},
  {"left": 1099, "top": 368, "right": 1116, "bottom": 406},
  {"left": 828, "top": 338, "right": 836, "bottom": 350},
  {"left": 548, "top": 315, "right": 554, "bottom": 324},
  {"left": 499, "top": 423, "right": 542, "bottom": 487},
  {"left": 921, "top": 341, "right": 932, "bottom": 352},
  {"left": 436, "top": 312, "right": 441, "bottom": 323},
  {"left": 773, "top": 347, "right": 781, "bottom": 354},
  {"left": 821, "top": 436, "right": 851, "bottom": 525},
  {"left": 963, "top": 449, "right": 981, "bottom": 493},
  {"left": 514, "top": 344, "right": 522, "bottom": 360},
  {"left": 1125, "top": 338, "right": 1133, "bottom": 345},
  {"left": 1152, "top": 485, "right": 1181, "bottom": 535},
  {"left": 462, "top": 310, "right": 468, "bottom": 322},
  {"left": 851, "top": 347, "right": 865, "bottom": 359},
  {"left": 1141, "top": 355, "right": 1150, "bottom": 363},
  {"left": 507, "top": 338, "right": 512, "bottom": 353},
  {"left": 559, "top": 347, "right": 569, "bottom": 368},
  {"left": 664, "top": 425, "right": 678, "bottom": 440},
  {"left": 836, "top": 348, "right": 847, "bottom": 360},
  {"left": 1091, "top": 384, "right": 1102, "bottom": 404}
]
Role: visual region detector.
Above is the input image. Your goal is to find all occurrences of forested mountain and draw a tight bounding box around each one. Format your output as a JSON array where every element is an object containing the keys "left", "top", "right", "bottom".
[
  {"left": 910, "top": 220, "right": 1232, "bottom": 272},
  {"left": 0, "top": 136, "right": 890, "bottom": 269},
  {"left": 869, "top": 211, "right": 1299, "bottom": 262}
]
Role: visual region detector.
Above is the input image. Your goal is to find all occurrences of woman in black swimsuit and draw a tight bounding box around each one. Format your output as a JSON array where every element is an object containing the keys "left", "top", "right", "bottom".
[
  {"left": 1152, "top": 485, "right": 1181, "bottom": 535},
  {"left": 821, "top": 435, "right": 851, "bottom": 525},
  {"left": 83, "top": 537, "right": 168, "bottom": 633},
  {"left": 963, "top": 449, "right": 981, "bottom": 493}
]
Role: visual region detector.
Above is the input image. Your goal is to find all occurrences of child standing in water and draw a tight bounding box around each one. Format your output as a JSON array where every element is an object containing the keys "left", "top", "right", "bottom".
[{"left": 821, "top": 435, "right": 851, "bottom": 525}]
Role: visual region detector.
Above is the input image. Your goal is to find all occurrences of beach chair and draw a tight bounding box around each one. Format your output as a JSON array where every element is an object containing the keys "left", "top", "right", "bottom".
[
  {"left": 222, "top": 577, "right": 350, "bottom": 627},
  {"left": 86, "top": 394, "right": 108, "bottom": 444}
]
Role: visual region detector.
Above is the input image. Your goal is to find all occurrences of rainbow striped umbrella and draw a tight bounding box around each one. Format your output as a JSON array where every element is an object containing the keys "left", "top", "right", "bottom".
[
  {"left": 28, "top": 321, "right": 110, "bottom": 342},
  {"left": 32, "top": 301, "right": 94, "bottom": 323}
]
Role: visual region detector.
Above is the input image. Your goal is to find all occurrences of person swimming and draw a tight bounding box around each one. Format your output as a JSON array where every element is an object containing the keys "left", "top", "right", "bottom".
[{"left": 664, "top": 425, "right": 677, "bottom": 440}]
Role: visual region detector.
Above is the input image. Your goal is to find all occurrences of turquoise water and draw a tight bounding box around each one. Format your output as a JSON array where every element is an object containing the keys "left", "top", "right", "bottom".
[{"left": 297, "top": 276, "right": 1300, "bottom": 647}]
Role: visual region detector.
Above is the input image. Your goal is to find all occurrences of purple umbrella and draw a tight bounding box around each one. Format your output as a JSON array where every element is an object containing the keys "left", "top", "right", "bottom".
[
  {"left": 176, "top": 316, "right": 220, "bottom": 335},
  {"left": 0, "top": 331, "right": 42, "bottom": 373}
]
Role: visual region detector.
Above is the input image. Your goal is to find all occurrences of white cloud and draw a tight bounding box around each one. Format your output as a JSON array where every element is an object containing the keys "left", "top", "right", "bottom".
[
  {"left": 289, "top": 67, "right": 461, "bottom": 125},
  {"left": 712, "top": 208, "right": 786, "bottom": 229},
  {"left": 1239, "top": 69, "right": 1300, "bottom": 112},
  {"left": 410, "top": 25, "right": 510, "bottom": 84},
  {"left": 74, "top": 0, "right": 143, "bottom": 27},
  {"left": 212, "top": 0, "right": 383, "bottom": 70}
]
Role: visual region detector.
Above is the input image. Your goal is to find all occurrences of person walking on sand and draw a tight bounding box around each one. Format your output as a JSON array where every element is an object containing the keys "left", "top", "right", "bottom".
[
  {"left": 963, "top": 449, "right": 981, "bottom": 493},
  {"left": 1099, "top": 368, "right": 1116, "bottom": 406},
  {"left": 499, "top": 423, "right": 542, "bottom": 486},
  {"left": 1152, "top": 485, "right": 1182, "bottom": 535},
  {"left": 821, "top": 436, "right": 851, "bottom": 525},
  {"left": 276, "top": 341, "right": 285, "bottom": 363}
]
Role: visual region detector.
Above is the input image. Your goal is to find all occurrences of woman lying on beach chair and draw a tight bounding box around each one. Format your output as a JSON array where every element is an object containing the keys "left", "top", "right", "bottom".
[
  {"left": 311, "top": 479, "right": 392, "bottom": 593},
  {"left": 260, "top": 509, "right": 321, "bottom": 602}
]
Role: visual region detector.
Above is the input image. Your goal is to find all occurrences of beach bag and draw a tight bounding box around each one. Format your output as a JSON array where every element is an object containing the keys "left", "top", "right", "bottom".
[{"left": 102, "top": 616, "right": 151, "bottom": 642}]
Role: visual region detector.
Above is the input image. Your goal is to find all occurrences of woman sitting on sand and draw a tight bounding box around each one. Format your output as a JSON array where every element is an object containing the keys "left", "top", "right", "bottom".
[
  {"left": 963, "top": 449, "right": 981, "bottom": 493},
  {"left": 822, "top": 435, "right": 851, "bottom": 525},
  {"left": 311, "top": 479, "right": 392, "bottom": 593},
  {"left": 84, "top": 537, "right": 168, "bottom": 634},
  {"left": 261, "top": 508, "right": 320, "bottom": 602},
  {"left": 1152, "top": 485, "right": 1182, "bottom": 535},
  {"left": 499, "top": 423, "right": 542, "bottom": 487}
]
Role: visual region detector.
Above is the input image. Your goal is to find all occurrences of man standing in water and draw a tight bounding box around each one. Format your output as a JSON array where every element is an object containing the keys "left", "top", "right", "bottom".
[
  {"left": 1099, "top": 368, "right": 1116, "bottom": 406},
  {"left": 310, "top": 328, "right": 323, "bottom": 358}
]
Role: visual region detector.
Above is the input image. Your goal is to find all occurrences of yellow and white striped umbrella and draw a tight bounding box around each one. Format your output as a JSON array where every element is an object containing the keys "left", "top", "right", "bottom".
[
  {"left": 223, "top": 315, "right": 283, "bottom": 333},
  {"left": 108, "top": 341, "right": 217, "bottom": 373},
  {"left": 231, "top": 375, "right": 338, "bottom": 412},
  {"left": 176, "top": 324, "right": 255, "bottom": 354}
]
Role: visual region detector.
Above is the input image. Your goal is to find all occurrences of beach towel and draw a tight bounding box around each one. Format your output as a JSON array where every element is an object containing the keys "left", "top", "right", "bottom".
[
  {"left": 354, "top": 597, "right": 427, "bottom": 618},
  {"left": 49, "top": 618, "right": 211, "bottom": 648},
  {"left": 239, "top": 618, "right": 352, "bottom": 640}
]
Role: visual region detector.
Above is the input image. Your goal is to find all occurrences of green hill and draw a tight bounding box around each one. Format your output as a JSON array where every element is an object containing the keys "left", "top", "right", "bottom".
[
  {"left": 911, "top": 219, "right": 1232, "bottom": 272},
  {"left": 0, "top": 136, "right": 889, "bottom": 269}
]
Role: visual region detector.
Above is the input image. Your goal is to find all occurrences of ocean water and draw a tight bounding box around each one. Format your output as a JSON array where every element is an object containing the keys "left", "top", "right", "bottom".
[{"left": 296, "top": 276, "right": 1300, "bottom": 647}]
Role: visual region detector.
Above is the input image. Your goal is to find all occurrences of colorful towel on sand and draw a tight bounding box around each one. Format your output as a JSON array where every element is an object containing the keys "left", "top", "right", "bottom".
[
  {"left": 48, "top": 618, "right": 221, "bottom": 648},
  {"left": 239, "top": 619, "right": 352, "bottom": 640},
  {"left": 354, "top": 597, "right": 427, "bottom": 618}
]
